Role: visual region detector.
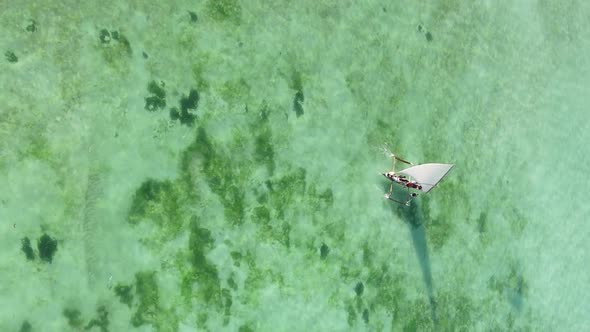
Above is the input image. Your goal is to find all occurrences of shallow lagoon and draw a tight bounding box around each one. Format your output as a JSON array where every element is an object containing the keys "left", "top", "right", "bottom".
[{"left": 1, "top": 1, "right": 589, "bottom": 331}]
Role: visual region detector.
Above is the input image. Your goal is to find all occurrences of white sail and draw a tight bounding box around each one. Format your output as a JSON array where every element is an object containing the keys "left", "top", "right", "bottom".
[{"left": 399, "top": 163, "right": 454, "bottom": 193}]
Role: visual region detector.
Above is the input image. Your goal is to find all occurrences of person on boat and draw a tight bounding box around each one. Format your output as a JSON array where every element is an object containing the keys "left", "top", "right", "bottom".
[
  {"left": 406, "top": 181, "right": 422, "bottom": 190},
  {"left": 383, "top": 172, "right": 422, "bottom": 190}
]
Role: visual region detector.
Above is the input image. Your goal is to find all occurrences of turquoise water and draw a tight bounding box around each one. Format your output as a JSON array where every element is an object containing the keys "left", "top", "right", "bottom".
[{"left": 1, "top": 1, "right": 589, "bottom": 331}]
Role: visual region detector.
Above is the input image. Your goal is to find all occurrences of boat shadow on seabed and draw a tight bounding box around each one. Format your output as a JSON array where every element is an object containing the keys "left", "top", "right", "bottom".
[{"left": 390, "top": 200, "right": 438, "bottom": 327}]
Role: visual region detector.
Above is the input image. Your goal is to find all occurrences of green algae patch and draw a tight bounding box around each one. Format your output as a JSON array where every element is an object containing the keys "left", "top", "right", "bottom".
[
  {"left": 507, "top": 267, "right": 528, "bottom": 299},
  {"left": 98, "top": 29, "right": 133, "bottom": 60},
  {"left": 5, "top": 50, "right": 18, "bottom": 63},
  {"left": 251, "top": 205, "right": 272, "bottom": 237},
  {"left": 188, "top": 11, "right": 198, "bottom": 23},
  {"left": 288, "top": 70, "right": 305, "bottom": 117},
  {"left": 19, "top": 321, "right": 32, "bottom": 332},
  {"left": 241, "top": 252, "right": 271, "bottom": 306},
  {"left": 398, "top": 299, "right": 433, "bottom": 331},
  {"left": 132, "top": 272, "right": 159, "bottom": 327},
  {"left": 339, "top": 264, "right": 361, "bottom": 282},
  {"left": 227, "top": 273, "right": 238, "bottom": 290},
  {"left": 25, "top": 133, "right": 51, "bottom": 162},
  {"left": 292, "top": 91, "right": 304, "bottom": 117},
  {"left": 306, "top": 184, "right": 333, "bottom": 212},
  {"left": 191, "top": 62, "right": 210, "bottom": 93},
  {"left": 361, "top": 242, "right": 407, "bottom": 322},
  {"left": 178, "top": 133, "right": 202, "bottom": 198},
  {"left": 180, "top": 87, "right": 200, "bottom": 109},
  {"left": 254, "top": 127, "right": 275, "bottom": 175},
  {"left": 99, "top": 29, "right": 110, "bottom": 43},
  {"left": 268, "top": 167, "right": 306, "bottom": 218},
  {"left": 230, "top": 251, "right": 243, "bottom": 267},
  {"left": 176, "top": 88, "right": 200, "bottom": 126},
  {"left": 488, "top": 262, "right": 528, "bottom": 311},
  {"left": 206, "top": 0, "right": 241, "bottom": 22},
  {"left": 365, "top": 119, "right": 401, "bottom": 151},
  {"left": 318, "top": 188, "right": 334, "bottom": 206},
  {"left": 148, "top": 80, "right": 166, "bottom": 100},
  {"left": 128, "top": 179, "right": 172, "bottom": 221},
  {"left": 289, "top": 69, "right": 304, "bottom": 93},
  {"left": 354, "top": 281, "right": 365, "bottom": 296},
  {"left": 63, "top": 308, "right": 83, "bottom": 328},
  {"left": 179, "top": 106, "right": 287, "bottom": 232},
  {"left": 366, "top": 264, "right": 405, "bottom": 316},
  {"left": 85, "top": 305, "right": 109, "bottom": 332},
  {"left": 276, "top": 222, "right": 291, "bottom": 248},
  {"left": 361, "top": 308, "right": 369, "bottom": 324},
  {"left": 425, "top": 216, "right": 453, "bottom": 250},
  {"left": 346, "top": 303, "right": 357, "bottom": 326},
  {"left": 26, "top": 19, "right": 38, "bottom": 32},
  {"left": 477, "top": 212, "right": 487, "bottom": 235},
  {"left": 221, "top": 78, "right": 251, "bottom": 106},
  {"left": 252, "top": 204, "right": 291, "bottom": 247},
  {"left": 126, "top": 102, "right": 344, "bottom": 326},
  {"left": 361, "top": 241, "right": 373, "bottom": 267},
  {"left": 97, "top": 28, "right": 133, "bottom": 72},
  {"left": 114, "top": 283, "right": 134, "bottom": 308},
  {"left": 37, "top": 233, "right": 58, "bottom": 263},
  {"left": 131, "top": 271, "right": 179, "bottom": 330},
  {"left": 320, "top": 243, "right": 330, "bottom": 259},
  {"left": 223, "top": 184, "right": 246, "bottom": 226},
  {"left": 127, "top": 178, "right": 184, "bottom": 239},
  {"left": 145, "top": 80, "right": 167, "bottom": 112},
  {"left": 181, "top": 127, "right": 247, "bottom": 225},
  {"left": 62, "top": 306, "right": 111, "bottom": 332},
  {"left": 507, "top": 207, "right": 528, "bottom": 235},
  {"left": 431, "top": 291, "right": 476, "bottom": 331},
  {"left": 21, "top": 237, "right": 35, "bottom": 261},
  {"left": 419, "top": 199, "right": 453, "bottom": 250},
  {"left": 176, "top": 216, "right": 235, "bottom": 328},
  {"left": 340, "top": 240, "right": 410, "bottom": 330},
  {"left": 249, "top": 103, "right": 276, "bottom": 175},
  {"left": 221, "top": 288, "right": 232, "bottom": 325},
  {"left": 180, "top": 216, "right": 222, "bottom": 309},
  {"left": 238, "top": 324, "right": 254, "bottom": 332}
]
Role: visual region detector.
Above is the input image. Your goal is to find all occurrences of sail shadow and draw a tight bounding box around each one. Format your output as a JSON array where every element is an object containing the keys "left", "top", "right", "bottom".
[{"left": 391, "top": 201, "right": 438, "bottom": 325}]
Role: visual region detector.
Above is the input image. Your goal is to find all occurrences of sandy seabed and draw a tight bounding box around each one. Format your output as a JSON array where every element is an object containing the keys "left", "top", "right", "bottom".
[{"left": 1, "top": 1, "right": 589, "bottom": 331}]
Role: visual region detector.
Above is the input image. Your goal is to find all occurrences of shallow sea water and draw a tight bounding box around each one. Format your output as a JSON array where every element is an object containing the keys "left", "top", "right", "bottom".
[{"left": 1, "top": 1, "right": 589, "bottom": 331}]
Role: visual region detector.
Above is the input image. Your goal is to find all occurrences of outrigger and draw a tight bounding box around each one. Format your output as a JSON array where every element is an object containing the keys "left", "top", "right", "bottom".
[{"left": 382, "top": 153, "right": 454, "bottom": 206}]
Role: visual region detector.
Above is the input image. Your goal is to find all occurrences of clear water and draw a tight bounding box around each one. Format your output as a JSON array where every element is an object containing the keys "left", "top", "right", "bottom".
[{"left": 1, "top": 1, "right": 589, "bottom": 331}]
